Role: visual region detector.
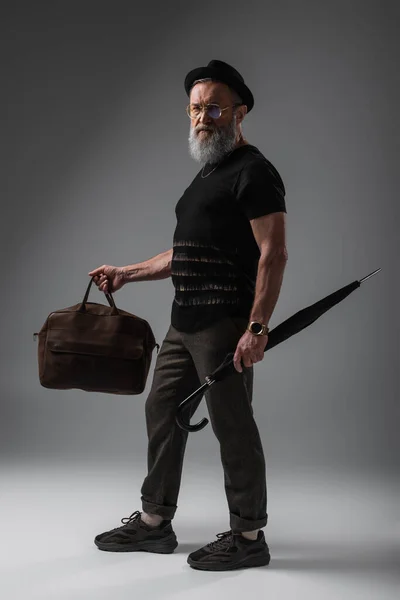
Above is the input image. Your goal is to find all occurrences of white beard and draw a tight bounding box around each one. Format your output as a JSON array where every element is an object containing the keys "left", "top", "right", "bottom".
[{"left": 188, "top": 114, "right": 238, "bottom": 165}]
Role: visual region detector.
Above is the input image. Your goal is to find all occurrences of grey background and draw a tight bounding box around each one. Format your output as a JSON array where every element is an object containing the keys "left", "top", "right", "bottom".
[{"left": 1, "top": 0, "right": 399, "bottom": 481}]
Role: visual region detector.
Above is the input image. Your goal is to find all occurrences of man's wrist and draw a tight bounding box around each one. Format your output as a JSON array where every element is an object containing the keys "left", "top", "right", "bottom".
[{"left": 120, "top": 266, "right": 132, "bottom": 284}]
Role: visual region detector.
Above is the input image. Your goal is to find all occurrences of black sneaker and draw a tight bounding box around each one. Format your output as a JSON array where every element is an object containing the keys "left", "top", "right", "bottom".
[
  {"left": 94, "top": 510, "right": 178, "bottom": 553},
  {"left": 187, "top": 529, "right": 271, "bottom": 571}
]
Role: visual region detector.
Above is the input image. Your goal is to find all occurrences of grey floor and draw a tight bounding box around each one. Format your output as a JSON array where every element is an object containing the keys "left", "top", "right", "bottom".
[{"left": 1, "top": 462, "right": 399, "bottom": 600}]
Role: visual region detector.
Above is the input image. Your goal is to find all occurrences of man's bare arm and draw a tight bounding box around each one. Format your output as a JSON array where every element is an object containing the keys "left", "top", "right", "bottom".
[
  {"left": 121, "top": 248, "right": 173, "bottom": 283},
  {"left": 248, "top": 212, "right": 288, "bottom": 326}
]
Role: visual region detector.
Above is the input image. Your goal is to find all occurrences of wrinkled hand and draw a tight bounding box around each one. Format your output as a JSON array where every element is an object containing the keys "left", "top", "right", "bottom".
[
  {"left": 88, "top": 264, "right": 126, "bottom": 294},
  {"left": 233, "top": 330, "right": 268, "bottom": 373}
]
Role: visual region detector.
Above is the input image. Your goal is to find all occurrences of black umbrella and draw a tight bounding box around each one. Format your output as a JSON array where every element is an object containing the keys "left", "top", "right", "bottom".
[{"left": 175, "top": 268, "right": 381, "bottom": 432}]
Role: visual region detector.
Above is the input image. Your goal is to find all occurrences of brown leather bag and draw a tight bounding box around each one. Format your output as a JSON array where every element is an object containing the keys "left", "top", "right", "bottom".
[{"left": 33, "top": 277, "right": 159, "bottom": 395}]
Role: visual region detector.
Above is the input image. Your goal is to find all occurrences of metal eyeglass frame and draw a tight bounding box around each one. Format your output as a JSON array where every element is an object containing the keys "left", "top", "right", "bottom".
[{"left": 186, "top": 103, "right": 242, "bottom": 119}]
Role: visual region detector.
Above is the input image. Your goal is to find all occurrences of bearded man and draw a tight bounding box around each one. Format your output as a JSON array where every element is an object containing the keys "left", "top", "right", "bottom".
[{"left": 89, "top": 59, "right": 288, "bottom": 571}]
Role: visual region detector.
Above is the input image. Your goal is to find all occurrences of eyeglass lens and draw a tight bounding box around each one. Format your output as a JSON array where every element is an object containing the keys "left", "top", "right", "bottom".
[{"left": 189, "top": 104, "right": 221, "bottom": 119}]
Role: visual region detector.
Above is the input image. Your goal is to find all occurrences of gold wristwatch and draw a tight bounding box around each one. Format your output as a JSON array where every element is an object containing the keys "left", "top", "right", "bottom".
[{"left": 247, "top": 320, "right": 269, "bottom": 336}]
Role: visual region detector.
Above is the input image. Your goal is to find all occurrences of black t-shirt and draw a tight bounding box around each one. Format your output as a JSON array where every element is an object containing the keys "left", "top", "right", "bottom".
[{"left": 170, "top": 143, "right": 286, "bottom": 332}]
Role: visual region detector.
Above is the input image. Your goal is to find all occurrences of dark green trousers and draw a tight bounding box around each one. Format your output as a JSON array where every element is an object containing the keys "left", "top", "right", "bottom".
[{"left": 140, "top": 315, "right": 268, "bottom": 533}]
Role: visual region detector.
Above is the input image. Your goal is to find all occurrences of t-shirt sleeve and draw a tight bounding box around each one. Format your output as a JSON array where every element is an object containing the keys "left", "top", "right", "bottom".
[{"left": 234, "top": 159, "right": 287, "bottom": 220}]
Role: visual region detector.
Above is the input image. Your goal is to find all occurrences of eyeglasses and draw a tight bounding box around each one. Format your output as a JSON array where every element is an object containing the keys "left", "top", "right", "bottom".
[{"left": 186, "top": 103, "right": 242, "bottom": 119}]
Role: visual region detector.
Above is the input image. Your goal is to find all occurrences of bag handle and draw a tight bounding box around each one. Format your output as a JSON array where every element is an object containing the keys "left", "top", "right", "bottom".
[{"left": 78, "top": 276, "right": 119, "bottom": 315}]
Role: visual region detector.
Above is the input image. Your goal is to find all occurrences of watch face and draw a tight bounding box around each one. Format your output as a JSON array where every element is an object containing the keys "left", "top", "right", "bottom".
[{"left": 251, "top": 322, "right": 263, "bottom": 334}]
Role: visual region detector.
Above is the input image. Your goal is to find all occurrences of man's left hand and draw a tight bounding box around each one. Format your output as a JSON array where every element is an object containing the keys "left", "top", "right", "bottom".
[{"left": 233, "top": 330, "right": 268, "bottom": 373}]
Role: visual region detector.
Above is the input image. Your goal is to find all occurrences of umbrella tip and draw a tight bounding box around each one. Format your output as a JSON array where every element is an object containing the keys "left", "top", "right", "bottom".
[{"left": 359, "top": 268, "right": 382, "bottom": 283}]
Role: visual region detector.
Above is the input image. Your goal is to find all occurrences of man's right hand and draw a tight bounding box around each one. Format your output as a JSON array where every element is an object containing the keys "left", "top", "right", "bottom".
[{"left": 88, "top": 265, "right": 126, "bottom": 294}]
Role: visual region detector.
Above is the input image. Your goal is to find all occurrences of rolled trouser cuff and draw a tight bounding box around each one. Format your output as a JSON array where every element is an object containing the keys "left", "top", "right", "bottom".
[
  {"left": 141, "top": 496, "right": 177, "bottom": 520},
  {"left": 230, "top": 511, "right": 268, "bottom": 533}
]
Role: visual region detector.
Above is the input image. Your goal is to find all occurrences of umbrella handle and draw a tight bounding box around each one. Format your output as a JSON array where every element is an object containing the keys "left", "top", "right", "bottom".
[
  {"left": 175, "top": 382, "right": 210, "bottom": 432},
  {"left": 175, "top": 353, "right": 244, "bottom": 431},
  {"left": 175, "top": 412, "right": 209, "bottom": 432}
]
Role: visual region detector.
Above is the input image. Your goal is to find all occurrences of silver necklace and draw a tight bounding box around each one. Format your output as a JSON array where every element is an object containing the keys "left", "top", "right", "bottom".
[{"left": 201, "top": 149, "right": 235, "bottom": 178}]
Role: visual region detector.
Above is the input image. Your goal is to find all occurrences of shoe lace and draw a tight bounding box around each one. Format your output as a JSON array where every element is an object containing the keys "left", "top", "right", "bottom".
[
  {"left": 120, "top": 510, "right": 142, "bottom": 526},
  {"left": 207, "top": 530, "right": 233, "bottom": 552}
]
